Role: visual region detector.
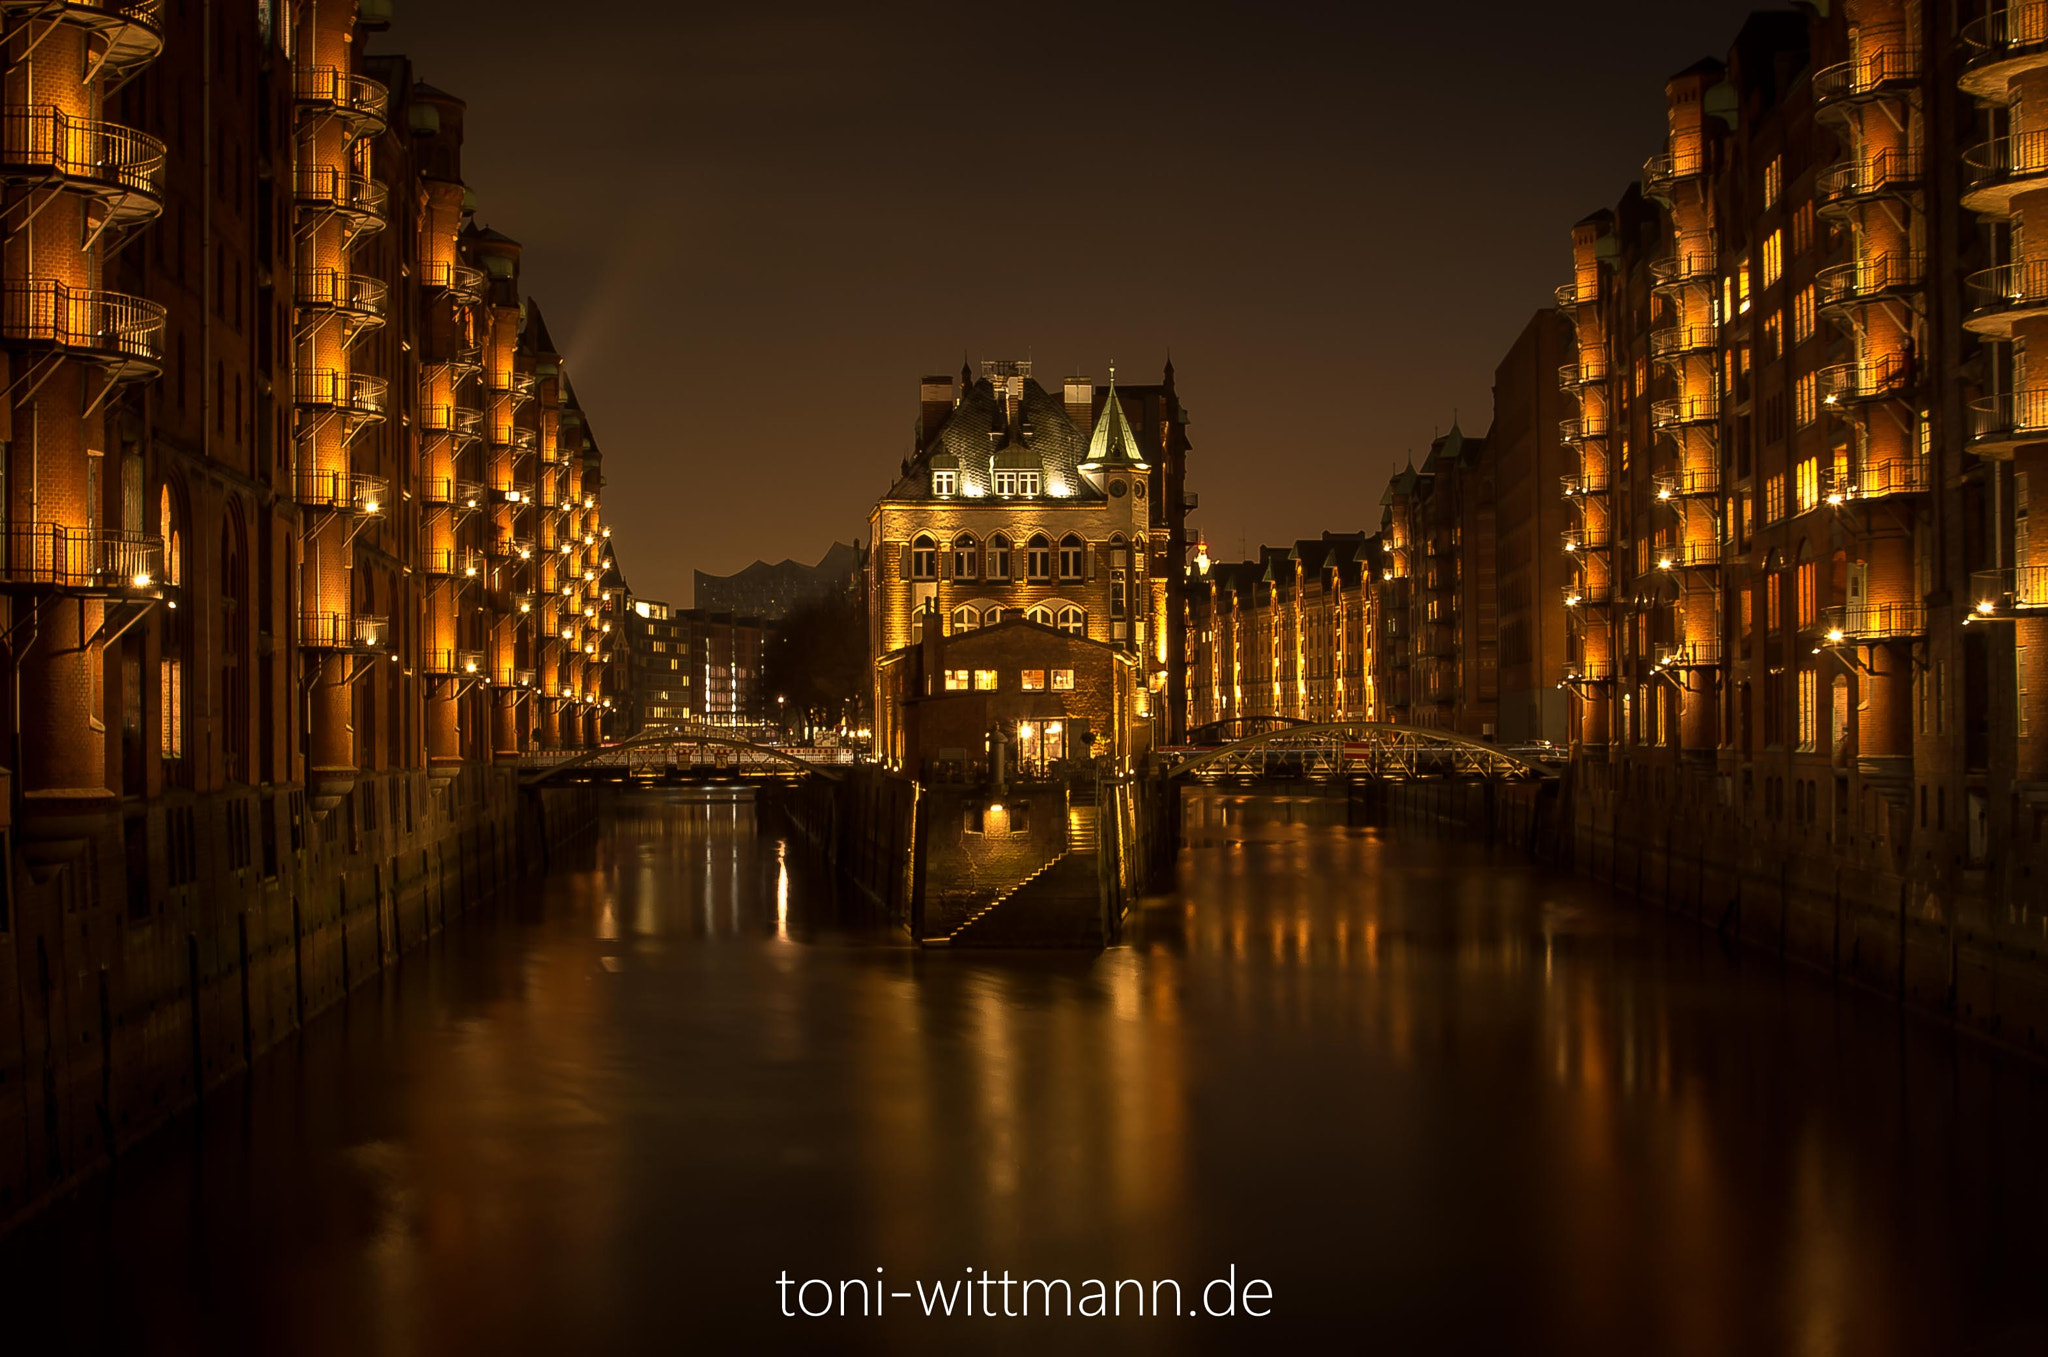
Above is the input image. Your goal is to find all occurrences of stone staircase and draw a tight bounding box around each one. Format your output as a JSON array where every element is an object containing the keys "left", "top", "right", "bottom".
[{"left": 925, "top": 790, "right": 1106, "bottom": 949}]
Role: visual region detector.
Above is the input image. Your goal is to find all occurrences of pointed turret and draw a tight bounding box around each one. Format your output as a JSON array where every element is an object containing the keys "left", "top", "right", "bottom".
[{"left": 1081, "top": 368, "right": 1149, "bottom": 469}]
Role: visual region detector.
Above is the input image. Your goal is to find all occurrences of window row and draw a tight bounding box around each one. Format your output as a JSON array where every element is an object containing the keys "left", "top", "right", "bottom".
[
  {"left": 931, "top": 470, "right": 1042, "bottom": 498},
  {"left": 909, "top": 532, "right": 1132, "bottom": 582},
  {"left": 943, "top": 668, "right": 1078, "bottom": 692},
  {"left": 951, "top": 602, "right": 1086, "bottom": 634}
]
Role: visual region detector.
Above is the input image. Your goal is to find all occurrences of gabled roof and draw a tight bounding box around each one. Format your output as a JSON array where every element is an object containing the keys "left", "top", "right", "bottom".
[{"left": 884, "top": 373, "right": 1093, "bottom": 502}]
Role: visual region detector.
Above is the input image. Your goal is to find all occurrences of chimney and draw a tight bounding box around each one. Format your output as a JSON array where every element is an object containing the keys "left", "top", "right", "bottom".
[
  {"left": 1064, "top": 374, "right": 1093, "bottom": 439},
  {"left": 918, "top": 375, "right": 954, "bottom": 449}
]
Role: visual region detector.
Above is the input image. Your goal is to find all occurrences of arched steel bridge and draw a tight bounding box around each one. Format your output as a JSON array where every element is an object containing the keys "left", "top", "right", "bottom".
[
  {"left": 1183, "top": 713, "right": 1317, "bottom": 745},
  {"left": 519, "top": 727, "right": 852, "bottom": 786},
  {"left": 1162, "top": 722, "right": 1558, "bottom": 783}
]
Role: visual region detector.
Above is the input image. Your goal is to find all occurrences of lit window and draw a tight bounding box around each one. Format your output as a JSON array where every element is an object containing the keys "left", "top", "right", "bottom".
[
  {"left": 987, "top": 533, "right": 1011, "bottom": 580},
  {"left": 1766, "top": 474, "right": 1787, "bottom": 523},
  {"left": 931, "top": 470, "right": 956, "bottom": 496},
  {"left": 911, "top": 535, "right": 937, "bottom": 580},
  {"left": 1021, "top": 669, "right": 1046, "bottom": 691},
  {"left": 1762, "top": 229, "right": 1782, "bottom": 288},
  {"left": 1050, "top": 669, "right": 1076, "bottom": 691},
  {"left": 951, "top": 605, "right": 979, "bottom": 633},
  {"left": 1057, "top": 606, "right": 1085, "bottom": 635},
  {"left": 1763, "top": 155, "right": 1782, "bottom": 209},
  {"left": 1795, "top": 373, "right": 1818, "bottom": 426},
  {"left": 973, "top": 669, "right": 998, "bottom": 690},
  {"left": 160, "top": 659, "right": 184, "bottom": 758},
  {"left": 952, "top": 533, "right": 977, "bottom": 579},
  {"left": 944, "top": 669, "right": 971, "bottom": 691},
  {"left": 1026, "top": 534, "right": 1051, "bottom": 581},
  {"left": 1798, "top": 668, "right": 1818, "bottom": 752},
  {"left": 994, "top": 470, "right": 1018, "bottom": 496},
  {"left": 1793, "top": 286, "right": 1816, "bottom": 342},
  {"left": 1018, "top": 472, "right": 1041, "bottom": 496},
  {"left": 1058, "top": 534, "right": 1083, "bottom": 580},
  {"left": 1795, "top": 456, "right": 1819, "bottom": 512}
]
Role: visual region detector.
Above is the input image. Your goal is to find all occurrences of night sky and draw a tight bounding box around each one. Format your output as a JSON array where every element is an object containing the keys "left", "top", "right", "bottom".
[{"left": 382, "top": 0, "right": 1768, "bottom": 604}]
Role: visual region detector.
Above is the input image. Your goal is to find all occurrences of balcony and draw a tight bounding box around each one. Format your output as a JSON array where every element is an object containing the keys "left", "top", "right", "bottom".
[
  {"left": 1816, "top": 147, "right": 1923, "bottom": 215},
  {"left": 1, "top": 105, "right": 166, "bottom": 229},
  {"left": 1969, "top": 565, "right": 2048, "bottom": 617},
  {"left": 1554, "top": 279, "right": 1595, "bottom": 308},
  {"left": 1561, "top": 471, "right": 1610, "bottom": 498},
  {"left": 489, "top": 535, "right": 536, "bottom": 562},
  {"left": 1559, "top": 414, "right": 1611, "bottom": 445},
  {"left": 295, "top": 268, "right": 388, "bottom": 337},
  {"left": 0, "top": 524, "right": 164, "bottom": 595},
  {"left": 1648, "top": 322, "right": 1718, "bottom": 364},
  {"left": 494, "top": 426, "right": 540, "bottom": 456},
  {"left": 295, "top": 469, "right": 387, "bottom": 514},
  {"left": 1963, "top": 258, "right": 2048, "bottom": 338},
  {"left": 1817, "top": 354, "right": 1909, "bottom": 408},
  {"left": 0, "top": 279, "right": 165, "bottom": 381},
  {"left": 1564, "top": 656, "right": 1616, "bottom": 684},
  {"left": 1562, "top": 527, "right": 1611, "bottom": 555},
  {"left": 295, "top": 369, "right": 388, "bottom": 423},
  {"left": 1649, "top": 393, "right": 1719, "bottom": 431},
  {"left": 1648, "top": 233, "right": 1718, "bottom": 293},
  {"left": 1968, "top": 389, "right": 2048, "bottom": 457},
  {"left": 1563, "top": 581, "right": 1613, "bottom": 609},
  {"left": 1653, "top": 466, "right": 1721, "bottom": 500},
  {"left": 1818, "top": 601, "right": 1928, "bottom": 643},
  {"left": 299, "top": 611, "right": 389, "bottom": 652},
  {"left": 1642, "top": 147, "right": 1706, "bottom": 201},
  {"left": 1816, "top": 252, "right": 1925, "bottom": 314},
  {"left": 1962, "top": 131, "right": 2048, "bottom": 216},
  {"left": 1653, "top": 637, "right": 1723, "bottom": 670},
  {"left": 1826, "top": 457, "right": 1931, "bottom": 501},
  {"left": 1558, "top": 357, "right": 1610, "bottom": 391},
  {"left": 422, "top": 260, "right": 487, "bottom": 304},
  {"left": 1960, "top": 4, "right": 2048, "bottom": 102},
  {"left": 6, "top": 3, "right": 164, "bottom": 78},
  {"left": 293, "top": 66, "right": 390, "bottom": 135},
  {"left": 292, "top": 163, "right": 387, "bottom": 233},
  {"left": 424, "top": 344, "right": 483, "bottom": 381},
  {"left": 1813, "top": 33, "right": 1921, "bottom": 114},
  {"left": 421, "top": 477, "right": 485, "bottom": 512},
  {"left": 420, "top": 404, "right": 483, "bottom": 444},
  {"left": 1652, "top": 540, "right": 1723, "bottom": 570}
]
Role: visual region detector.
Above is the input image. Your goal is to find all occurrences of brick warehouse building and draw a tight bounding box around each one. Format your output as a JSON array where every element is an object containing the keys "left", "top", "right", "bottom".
[
  {"left": 0, "top": 1, "right": 637, "bottom": 1219},
  {"left": 868, "top": 359, "right": 1191, "bottom": 769}
]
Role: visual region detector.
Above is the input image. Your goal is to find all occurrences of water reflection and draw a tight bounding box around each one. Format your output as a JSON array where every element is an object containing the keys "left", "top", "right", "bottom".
[{"left": 3, "top": 788, "right": 2046, "bottom": 1355}]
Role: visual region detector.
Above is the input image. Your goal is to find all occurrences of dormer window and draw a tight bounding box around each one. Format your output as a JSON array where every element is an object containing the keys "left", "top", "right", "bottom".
[
  {"left": 932, "top": 471, "right": 956, "bottom": 497},
  {"left": 994, "top": 470, "right": 1018, "bottom": 496},
  {"left": 1018, "top": 471, "right": 1041, "bottom": 496}
]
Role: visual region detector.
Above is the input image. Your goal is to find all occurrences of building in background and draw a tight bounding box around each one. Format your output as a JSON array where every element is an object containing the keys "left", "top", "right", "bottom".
[
  {"left": 0, "top": 0, "right": 629, "bottom": 1211},
  {"left": 1490, "top": 309, "right": 1574, "bottom": 746},
  {"left": 867, "top": 359, "right": 1187, "bottom": 770},
  {"left": 694, "top": 541, "right": 857, "bottom": 622}
]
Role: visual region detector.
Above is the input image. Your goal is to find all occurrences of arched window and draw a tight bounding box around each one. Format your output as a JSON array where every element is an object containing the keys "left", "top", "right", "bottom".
[
  {"left": 1108, "top": 532, "right": 1129, "bottom": 569},
  {"left": 987, "top": 533, "right": 1012, "bottom": 581},
  {"left": 1057, "top": 605, "right": 1086, "bottom": 635},
  {"left": 1058, "top": 533, "right": 1084, "bottom": 580},
  {"left": 952, "top": 532, "right": 978, "bottom": 580},
  {"left": 1025, "top": 603, "right": 1055, "bottom": 627},
  {"left": 982, "top": 606, "right": 1003, "bottom": 626},
  {"left": 159, "top": 486, "right": 182, "bottom": 586},
  {"left": 1026, "top": 534, "right": 1051, "bottom": 582},
  {"left": 951, "top": 604, "right": 979, "bottom": 634},
  {"left": 911, "top": 534, "right": 937, "bottom": 580},
  {"left": 1111, "top": 573, "right": 1128, "bottom": 620}
]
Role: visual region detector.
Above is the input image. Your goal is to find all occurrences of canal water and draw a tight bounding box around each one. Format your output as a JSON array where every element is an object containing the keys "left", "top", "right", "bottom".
[{"left": 5, "top": 789, "right": 2047, "bottom": 1355}]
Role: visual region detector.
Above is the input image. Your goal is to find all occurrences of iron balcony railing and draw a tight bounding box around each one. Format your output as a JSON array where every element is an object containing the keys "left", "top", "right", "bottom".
[
  {"left": 511, "top": 592, "right": 537, "bottom": 616},
  {"left": 1643, "top": 147, "right": 1706, "bottom": 198},
  {"left": 1650, "top": 393, "right": 1719, "bottom": 430},
  {"left": 1971, "top": 565, "right": 2048, "bottom": 615},
  {"left": 1825, "top": 458, "right": 1931, "bottom": 500},
  {"left": 295, "top": 268, "right": 388, "bottom": 324},
  {"left": 1565, "top": 656, "right": 1616, "bottom": 682},
  {"left": 1648, "top": 233, "right": 1718, "bottom": 290},
  {"left": 298, "top": 611, "right": 389, "bottom": 651},
  {"left": 292, "top": 163, "right": 387, "bottom": 224},
  {"left": 1968, "top": 389, "right": 2048, "bottom": 449},
  {"left": 420, "top": 404, "right": 484, "bottom": 442},
  {"left": 1963, "top": 131, "right": 2048, "bottom": 206},
  {"left": 1818, "top": 354, "right": 1909, "bottom": 406},
  {"left": 0, "top": 105, "right": 166, "bottom": 210},
  {"left": 0, "top": 524, "right": 163, "bottom": 592},
  {"left": 1649, "top": 323, "right": 1718, "bottom": 362},
  {"left": 1653, "top": 540, "right": 1723, "bottom": 569},
  {"left": 1812, "top": 32, "right": 1921, "bottom": 110},
  {"left": 1960, "top": 5, "right": 2048, "bottom": 97},
  {"left": 295, "top": 469, "right": 388, "bottom": 514},
  {"left": 1816, "top": 252, "right": 1925, "bottom": 310},
  {"left": 425, "top": 343, "right": 484, "bottom": 376},
  {"left": 1562, "top": 527, "right": 1611, "bottom": 554},
  {"left": 1, "top": 279, "right": 165, "bottom": 371},
  {"left": 1654, "top": 637, "right": 1724, "bottom": 669},
  {"left": 295, "top": 369, "right": 388, "bottom": 418},
  {"left": 1563, "top": 580, "right": 1613, "bottom": 608},
  {"left": 1554, "top": 279, "right": 1595, "bottom": 308},
  {"left": 1818, "top": 602, "right": 1928, "bottom": 641},
  {"left": 293, "top": 66, "right": 390, "bottom": 130},
  {"left": 1558, "top": 355, "right": 1612, "bottom": 390},
  {"left": 1559, "top": 414, "right": 1611, "bottom": 444},
  {"left": 421, "top": 260, "right": 487, "bottom": 302},
  {"left": 421, "top": 477, "right": 485, "bottom": 511},
  {"left": 1817, "top": 147, "right": 1923, "bottom": 208},
  {"left": 494, "top": 426, "right": 539, "bottom": 455},
  {"left": 1964, "top": 258, "right": 2048, "bottom": 333},
  {"left": 1561, "top": 471, "right": 1610, "bottom": 497},
  {"left": 489, "top": 535, "right": 536, "bottom": 561},
  {"left": 1653, "top": 466, "right": 1722, "bottom": 500}
]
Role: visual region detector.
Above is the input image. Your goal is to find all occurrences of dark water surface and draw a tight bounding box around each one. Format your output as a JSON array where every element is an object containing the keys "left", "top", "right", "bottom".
[{"left": 6, "top": 789, "right": 2048, "bottom": 1355}]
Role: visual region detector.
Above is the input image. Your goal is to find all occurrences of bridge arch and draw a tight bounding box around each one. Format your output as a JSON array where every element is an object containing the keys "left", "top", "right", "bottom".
[{"left": 519, "top": 727, "right": 847, "bottom": 786}]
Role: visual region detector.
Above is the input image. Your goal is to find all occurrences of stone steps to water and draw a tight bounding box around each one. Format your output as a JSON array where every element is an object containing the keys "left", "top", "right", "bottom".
[{"left": 934, "top": 852, "right": 1103, "bottom": 949}]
